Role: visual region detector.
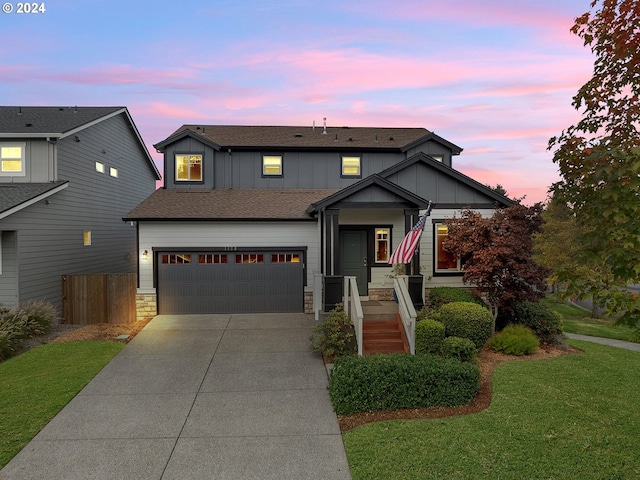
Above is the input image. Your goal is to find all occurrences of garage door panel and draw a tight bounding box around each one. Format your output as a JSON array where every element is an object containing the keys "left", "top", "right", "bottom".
[{"left": 158, "top": 250, "right": 303, "bottom": 314}]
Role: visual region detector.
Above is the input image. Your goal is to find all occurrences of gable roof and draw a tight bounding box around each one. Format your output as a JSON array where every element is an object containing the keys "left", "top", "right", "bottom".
[
  {"left": 0, "top": 106, "right": 161, "bottom": 180},
  {"left": 307, "top": 174, "right": 431, "bottom": 213},
  {"left": 123, "top": 188, "right": 338, "bottom": 221},
  {"left": 0, "top": 181, "right": 68, "bottom": 220},
  {"left": 155, "top": 124, "right": 463, "bottom": 153},
  {"left": 379, "top": 152, "right": 512, "bottom": 207}
]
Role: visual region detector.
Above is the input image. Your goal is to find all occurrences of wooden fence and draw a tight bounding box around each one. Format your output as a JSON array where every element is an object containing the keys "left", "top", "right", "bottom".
[{"left": 61, "top": 273, "right": 137, "bottom": 325}]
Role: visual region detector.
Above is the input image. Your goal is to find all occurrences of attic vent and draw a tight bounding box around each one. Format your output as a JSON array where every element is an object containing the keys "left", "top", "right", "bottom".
[
  {"left": 25, "top": 123, "right": 33, "bottom": 127},
  {"left": 389, "top": 136, "right": 395, "bottom": 141},
  {"left": 58, "top": 107, "right": 64, "bottom": 111},
  {"left": 348, "top": 137, "right": 353, "bottom": 141},
  {"left": 294, "top": 133, "right": 303, "bottom": 137},
  {"left": 341, "top": 126, "right": 350, "bottom": 129}
]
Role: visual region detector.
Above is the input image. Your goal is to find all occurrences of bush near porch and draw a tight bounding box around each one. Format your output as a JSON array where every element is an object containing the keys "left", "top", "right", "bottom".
[{"left": 328, "top": 353, "right": 479, "bottom": 415}]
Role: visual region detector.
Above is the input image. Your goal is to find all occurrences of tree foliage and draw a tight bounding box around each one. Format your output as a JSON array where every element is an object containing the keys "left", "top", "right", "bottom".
[
  {"left": 549, "top": 0, "right": 640, "bottom": 280},
  {"left": 548, "top": 0, "right": 640, "bottom": 325},
  {"left": 444, "top": 203, "right": 550, "bottom": 322}
]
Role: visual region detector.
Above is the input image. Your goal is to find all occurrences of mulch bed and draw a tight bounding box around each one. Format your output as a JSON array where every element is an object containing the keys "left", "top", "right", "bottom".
[{"left": 336, "top": 342, "right": 581, "bottom": 431}]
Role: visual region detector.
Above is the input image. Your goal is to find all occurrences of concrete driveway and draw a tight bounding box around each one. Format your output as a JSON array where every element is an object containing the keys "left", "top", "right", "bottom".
[{"left": 1, "top": 313, "right": 351, "bottom": 480}]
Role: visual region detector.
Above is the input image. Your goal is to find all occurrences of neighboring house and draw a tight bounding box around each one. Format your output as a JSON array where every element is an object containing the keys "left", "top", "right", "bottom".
[
  {"left": 124, "top": 123, "right": 510, "bottom": 316},
  {"left": 0, "top": 106, "right": 161, "bottom": 312}
]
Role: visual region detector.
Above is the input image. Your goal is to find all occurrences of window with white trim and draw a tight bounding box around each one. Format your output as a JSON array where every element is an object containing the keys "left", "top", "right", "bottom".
[
  {"left": 109, "top": 167, "right": 118, "bottom": 178},
  {"left": 83, "top": 230, "right": 92, "bottom": 246},
  {"left": 375, "top": 228, "right": 390, "bottom": 263},
  {"left": 95, "top": 161, "right": 105, "bottom": 173},
  {"left": 0, "top": 144, "right": 25, "bottom": 176}
]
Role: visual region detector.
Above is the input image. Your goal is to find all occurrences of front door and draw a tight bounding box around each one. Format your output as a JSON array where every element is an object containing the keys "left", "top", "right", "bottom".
[{"left": 339, "top": 230, "right": 368, "bottom": 294}]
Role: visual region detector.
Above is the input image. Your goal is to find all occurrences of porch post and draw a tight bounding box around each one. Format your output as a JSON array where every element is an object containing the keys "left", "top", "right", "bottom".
[
  {"left": 325, "top": 209, "right": 340, "bottom": 275},
  {"left": 404, "top": 208, "right": 420, "bottom": 275}
]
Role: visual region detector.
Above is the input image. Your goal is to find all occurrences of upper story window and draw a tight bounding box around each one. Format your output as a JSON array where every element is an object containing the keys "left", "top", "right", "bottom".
[
  {"left": 375, "top": 228, "right": 390, "bottom": 263},
  {"left": 431, "top": 155, "right": 443, "bottom": 163},
  {"left": 341, "top": 156, "right": 361, "bottom": 177},
  {"left": 434, "top": 223, "right": 464, "bottom": 273},
  {"left": 95, "top": 161, "right": 105, "bottom": 173},
  {"left": 109, "top": 167, "right": 118, "bottom": 178},
  {"left": 0, "top": 143, "right": 25, "bottom": 176},
  {"left": 262, "top": 155, "right": 282, "bottom": 176},
  {"left": 176, "top": 154, "right": 203, "bottom": 181}
]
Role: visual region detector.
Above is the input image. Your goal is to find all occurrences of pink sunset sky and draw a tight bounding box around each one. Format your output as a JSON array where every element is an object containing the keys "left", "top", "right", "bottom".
[{"left": 0, "top": 0, "right": 595, "bottom": 203}]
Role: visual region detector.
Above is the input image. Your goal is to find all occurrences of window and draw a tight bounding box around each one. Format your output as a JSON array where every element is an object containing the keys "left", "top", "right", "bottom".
[
  {"left": 341, "top": 156, "right": 361, "bottom": 176},
  {"left": 262, "top": 155, "right": 282, "bottom": 176},
  {"left": 83, "top": 230, "right": 91, "bottom": 246},
  {"left": 375, "top": 228, "right": 390, "bottom": 263},
  {"left": 95, "top": 161, "right": 105, "bottom": 173},
  {"left": 435, "top": 224, "right": 463, "bottom": 272},
  {"left": 0, "top": 144, "right": 25, "bottom": 176},
  {"left": 176, "top": 154, "right": 203, "bottom": 181},
  {"left": 271, "top": 253, "right": 300, "bottom": 263},
  {"left": 199, "top": 254, "right": 227, "bottom": 264},
  {"left": 431, "top": 155, "right": 443, "bottom": 163},
  {"left": 236, "top": 253, "right": 264, "bottom": 264},
  {"left": 162, "top": 254, "right": 192, "bottom": 264},
  {"left": 109, "top": 167, "right": 118, "bottom": 178}
]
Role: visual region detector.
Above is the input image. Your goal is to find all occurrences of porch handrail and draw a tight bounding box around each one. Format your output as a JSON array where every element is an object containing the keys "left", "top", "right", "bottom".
[
  {"left": 313, "top": 271, "right": 323, "bottom": 322},
  {"left": 394, "top": 276, "right": 417, "bottom": 354},
  {"left": 343, "top": 276, "right": 364, "bottom": 356}
]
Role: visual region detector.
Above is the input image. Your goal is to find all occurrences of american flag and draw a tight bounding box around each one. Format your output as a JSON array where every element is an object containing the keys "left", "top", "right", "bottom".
[{"left": 388, "top": 205, "right": 431, "bottom": 265}]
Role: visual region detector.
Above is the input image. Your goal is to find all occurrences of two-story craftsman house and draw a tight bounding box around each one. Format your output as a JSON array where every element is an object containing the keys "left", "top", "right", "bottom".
[
  {"left": 125, "top": 123, "right": 510, "bottom": 316},
  {"left": 0, "top": 106, "right": 161, "bottom": 312}
]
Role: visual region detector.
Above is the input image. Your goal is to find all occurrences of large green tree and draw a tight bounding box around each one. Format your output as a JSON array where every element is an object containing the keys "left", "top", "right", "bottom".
[{"left": 549, "top": 0, "right": 640, "bottom": 325}]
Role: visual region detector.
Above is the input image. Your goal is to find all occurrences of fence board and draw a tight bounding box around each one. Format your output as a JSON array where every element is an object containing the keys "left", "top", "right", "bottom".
[{"left": 62, "top": 273, "right": 136, "bottom": 325}]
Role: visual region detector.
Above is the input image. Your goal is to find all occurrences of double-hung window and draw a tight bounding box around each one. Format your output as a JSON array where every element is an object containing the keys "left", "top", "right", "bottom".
[
  {"left": 262, "top": 155, "right": 282, "bottom": 176},
  {"left": 176, "top": 154, "right": 203, "bottom": 181},
  {"left": 341, "top": 156, "right": 361, "bottom": 177},
  {"left": 0, "top": 144, "right": 25, "bottom": 176}
]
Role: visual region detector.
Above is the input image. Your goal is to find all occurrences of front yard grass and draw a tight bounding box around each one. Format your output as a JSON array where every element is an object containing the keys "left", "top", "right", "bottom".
[
  {"left": 0, "top": 341, "right": 124, "bottom": 468},
  {"left": 542, "top": 294, "right": 638, "bottom": 342},
  {"left": 343, "top": 340, "right": 640, "bottom": 479}
]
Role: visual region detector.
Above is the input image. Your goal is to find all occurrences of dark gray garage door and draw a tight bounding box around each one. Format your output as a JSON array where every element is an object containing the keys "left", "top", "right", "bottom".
[{"left": 157, "top": 250, "right": 304, "bottom": 314}]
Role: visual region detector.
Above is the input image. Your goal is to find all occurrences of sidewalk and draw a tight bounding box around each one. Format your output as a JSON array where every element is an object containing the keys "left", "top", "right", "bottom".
[
  {"left": 0, "top": 313, "right": 351, "bottom": 480},
  {"left": 565, "top": 333, "right": 640, "bottom": 352}
]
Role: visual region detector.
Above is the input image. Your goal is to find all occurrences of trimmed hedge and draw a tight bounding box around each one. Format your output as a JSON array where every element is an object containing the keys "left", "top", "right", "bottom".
[
  {"left": 491, "top": 324, "right": 539, "bottom": 355},
  {"left": 415, "top": 319, "right": 445, "bottom": 355},
  {"left": 437, "top": 301, "right": 494, "bottom": 349},
  {"left": 441, "top": 336, "right": 477, "bottom": 362},
  {"left": 428, "top": 287, "right": 485, "bottom": 309},
  {"left": 329, "top": 353, "right": 480, "bottom": 415}
]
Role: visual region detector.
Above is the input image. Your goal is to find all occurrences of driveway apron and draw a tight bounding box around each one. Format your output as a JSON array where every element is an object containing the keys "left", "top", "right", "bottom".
[{"left": 1, "top": 313, "right": 351, "bottom": 480}]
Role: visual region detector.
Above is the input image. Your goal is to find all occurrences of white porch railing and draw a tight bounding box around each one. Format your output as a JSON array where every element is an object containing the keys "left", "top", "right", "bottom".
[
  {"left": 394, "top": 275, "right": 417, "bottom": 354},
  {"left": 313, "top": 271, "right": 323, "bottom": 322},
  {"left": 343, "top": 276, "right": 364, "bottom": 356}
]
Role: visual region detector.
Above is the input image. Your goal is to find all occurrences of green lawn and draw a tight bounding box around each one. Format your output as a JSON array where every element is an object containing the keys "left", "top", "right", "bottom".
[
  {"left": 344, "top": 340, "right": 640, "bottom": 479},
  {"left": 542, "top": 294, "right": 638, "bottom": 342},
  {"left": 0, "top": 341, "right": 124, "bottom": 468}
]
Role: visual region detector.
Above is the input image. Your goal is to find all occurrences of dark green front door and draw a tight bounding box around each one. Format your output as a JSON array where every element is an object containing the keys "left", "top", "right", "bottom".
[{"left": 339, "top": 230, "right": 368, "bottom": 294}]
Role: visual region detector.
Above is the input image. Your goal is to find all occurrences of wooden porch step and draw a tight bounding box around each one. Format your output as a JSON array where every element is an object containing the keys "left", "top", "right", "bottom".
[{"left": 362, "top": 317, "right": 409, "bottom": 355}]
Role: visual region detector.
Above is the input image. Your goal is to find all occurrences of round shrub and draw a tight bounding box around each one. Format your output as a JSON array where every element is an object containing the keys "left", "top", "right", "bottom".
[
  {"left": 506, "top": 301, "right": 563, "bottom": 343},
  {"left": 415, "top": 319, "right": 445, "bottom": 355},
  {"left": 441, "top": 336, "right": 477, "bottom": 362},
  {"left": 309, "top": 303, "right": 356, "bottom": 361},
  {"left": 428, "top": 287, "right": 485, "bottom": 309},
  {"left": 438, "top": 301, "right": 493, "bottom": 349},
  {"left": 491, "top": 324, "right": 539, "bottom": 356}
]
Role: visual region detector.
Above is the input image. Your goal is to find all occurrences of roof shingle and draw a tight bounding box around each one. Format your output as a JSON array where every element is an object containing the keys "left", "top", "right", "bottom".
[
  {"left": 0, "top": 106, "right": 123, "bottom": 135},
  {"left": 124, "top": 188, "right": 339, "bottom": 221}
]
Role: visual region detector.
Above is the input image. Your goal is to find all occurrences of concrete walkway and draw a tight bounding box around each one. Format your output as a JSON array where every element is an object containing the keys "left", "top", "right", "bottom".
[
  {"left": 1, "top": 314, "right": 351, "bottom": 480},
  {"left": 566, "top": 333, "right": 640, "bottom": 352}
]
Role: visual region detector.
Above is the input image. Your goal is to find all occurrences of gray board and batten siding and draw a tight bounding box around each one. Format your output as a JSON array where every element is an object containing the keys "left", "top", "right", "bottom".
[{"left": 0, "top": 111, "right": 159, "bottom": 312}]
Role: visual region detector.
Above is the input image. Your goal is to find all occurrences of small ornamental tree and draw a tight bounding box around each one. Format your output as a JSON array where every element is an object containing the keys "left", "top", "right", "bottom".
[{"left": 444, "top": 203, "right": 550, "bottom": 327}]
